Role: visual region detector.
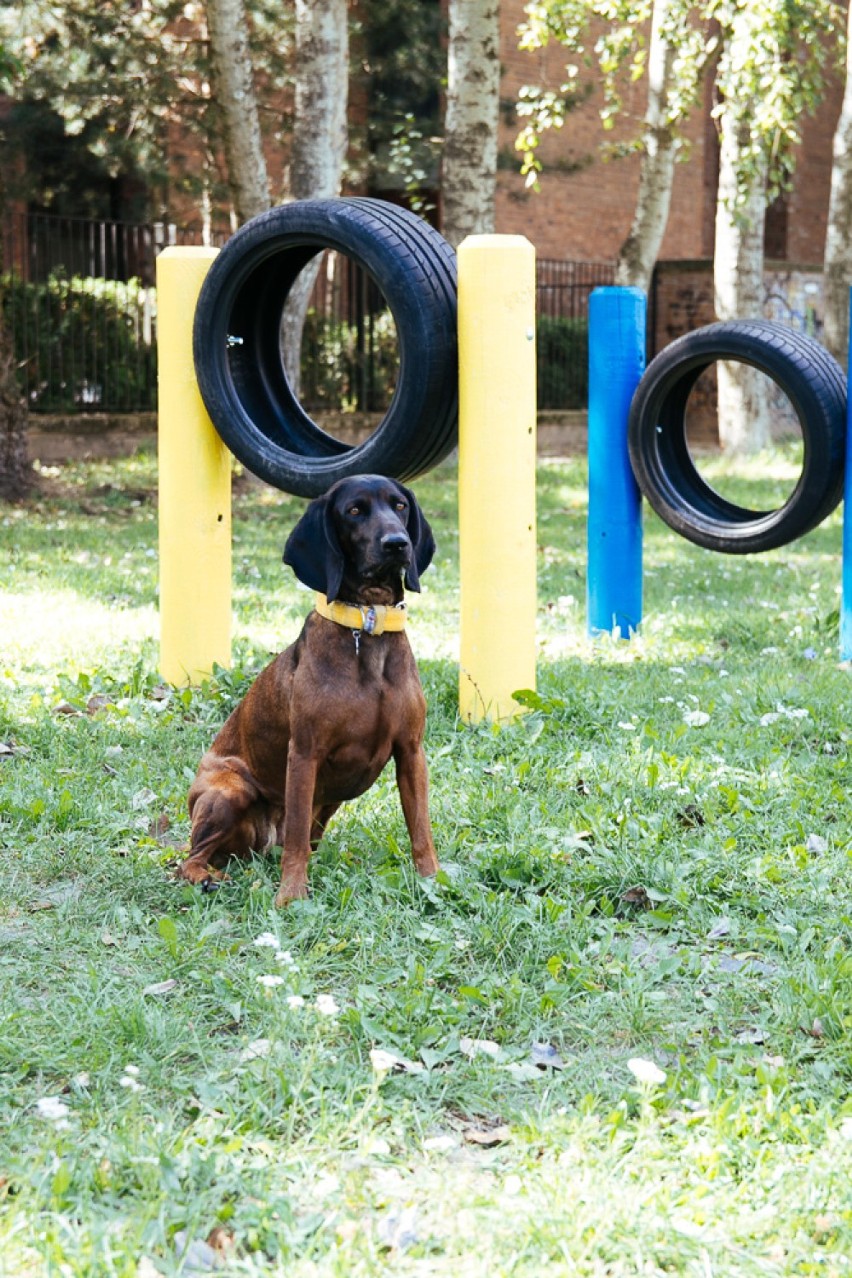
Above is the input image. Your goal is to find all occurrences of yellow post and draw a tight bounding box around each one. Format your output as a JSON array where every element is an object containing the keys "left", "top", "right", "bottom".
[
  {"left": 458, "top": 235, "right": 537, "bottom": 723},
  {"left": 157, "top": 247, "right": 232, "bottom": 684}
]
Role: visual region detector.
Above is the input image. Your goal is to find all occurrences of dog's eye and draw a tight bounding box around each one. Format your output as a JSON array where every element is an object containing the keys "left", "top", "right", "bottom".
[
  {"left": 347, "top": 505, "right": 361, "bottom": 517},
  {"left": 394, "top": 501, "right": 407, "bottom": 512}
]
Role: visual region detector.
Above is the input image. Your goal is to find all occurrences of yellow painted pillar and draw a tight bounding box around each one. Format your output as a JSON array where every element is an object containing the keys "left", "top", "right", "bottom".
[
  {"left": 157, "top": 247, "right": 232, "bottom": 684},
  {"left": 458, "top": 235, "right": 537, "bottom": 723}
]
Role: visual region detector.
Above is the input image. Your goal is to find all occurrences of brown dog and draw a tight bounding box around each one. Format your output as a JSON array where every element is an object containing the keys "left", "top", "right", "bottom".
[{"left": 178, "top": 474, "right": 439, "bottom": 906}]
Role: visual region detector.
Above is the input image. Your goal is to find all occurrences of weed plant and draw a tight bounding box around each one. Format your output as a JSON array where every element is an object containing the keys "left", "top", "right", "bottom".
[{"left": 0, "top": 449, "right": 850, "bottom": 1275}]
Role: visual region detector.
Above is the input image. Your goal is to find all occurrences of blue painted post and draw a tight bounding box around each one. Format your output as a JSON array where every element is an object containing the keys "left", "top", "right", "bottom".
[
  {"left": 587, "top": 286, "right": 646, "bottom": 639},
  {"left": 841, "top": 288, "right": 852, "bottom": 662}
]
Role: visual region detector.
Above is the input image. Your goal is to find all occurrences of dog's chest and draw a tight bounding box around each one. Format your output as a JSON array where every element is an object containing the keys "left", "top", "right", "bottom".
[{"left": 305, "top": 644, "right": 423, "bottom": 799}]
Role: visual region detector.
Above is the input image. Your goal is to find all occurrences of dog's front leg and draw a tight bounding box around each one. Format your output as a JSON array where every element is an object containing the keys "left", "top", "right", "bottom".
[
  {"left": 394, "top": 742, "right": 439, "bottom": 878},
  {"left": 275, "top": 747, "right": 318, "bottom": 906}
]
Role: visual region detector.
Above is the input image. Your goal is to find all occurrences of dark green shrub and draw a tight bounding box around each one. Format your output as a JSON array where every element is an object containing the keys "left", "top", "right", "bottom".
[
  {"left": 3, "top": 272, "right": 158, "bottom": 412},
  {"left": 300, "top": 306, "right": 398, "bottom": 413},
  {"left": 537, "top": 314, "right": 589, "bottom": 410}
]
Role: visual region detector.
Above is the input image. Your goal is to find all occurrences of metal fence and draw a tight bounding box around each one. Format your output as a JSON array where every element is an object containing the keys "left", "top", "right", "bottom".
[
  {"left": 536, "top": 258, "right": 615, "bottom": 410},
  {"left": 3, "top": 210, "right": 612, "bottom": 415}
]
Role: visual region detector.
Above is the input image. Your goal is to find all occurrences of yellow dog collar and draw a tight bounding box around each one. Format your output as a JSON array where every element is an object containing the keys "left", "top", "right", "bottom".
[{"left": 314, "top": 593, "right": 407, "bottom": 636}]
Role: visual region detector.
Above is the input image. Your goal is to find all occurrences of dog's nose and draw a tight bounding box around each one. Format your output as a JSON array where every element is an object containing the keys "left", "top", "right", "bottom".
[{"left": 381, "top": 531, "right": 411, "bottom": 554}]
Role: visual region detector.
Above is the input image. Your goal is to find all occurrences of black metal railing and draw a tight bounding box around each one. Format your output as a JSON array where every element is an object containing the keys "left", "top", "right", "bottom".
[
  {"left": 2, "top": 212, "right": 228, "bottom": 414},
  {"left": 536, "top": 258, "right": 615, "bottom": 410},
  {"left": 3, "top": 210, "right": 613, "bottom": 415}
]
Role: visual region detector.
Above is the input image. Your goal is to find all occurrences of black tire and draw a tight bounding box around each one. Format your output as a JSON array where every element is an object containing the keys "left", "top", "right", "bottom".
[
  {"left": 192, "top": 197, "right": 458, "bottom": 497},
  {"left": 627, "top": 319, "right": 847, "bottom": 553}
]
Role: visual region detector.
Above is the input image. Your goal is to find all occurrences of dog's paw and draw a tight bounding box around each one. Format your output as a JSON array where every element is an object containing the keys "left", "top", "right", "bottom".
[
  {"left": 177, "top": 860, "right": 228, "bottom": 887},
  {"left": 274, "top": 879, "right": 310, "bottom": 908},
  {"left": 413, "top": 851, "right": 440, "bottom": 878}
]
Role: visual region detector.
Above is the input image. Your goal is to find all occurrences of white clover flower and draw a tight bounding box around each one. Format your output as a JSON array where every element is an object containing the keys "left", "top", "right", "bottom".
[
  {"left": 36, "top": 1096, "right": 71, "bottom": 1122},
  {"left": 286, "top": 994, "right": 306, "bottom": 1010},
  {"left": 369, "top": 1048, "right": 400, "bottom": 1075},
  {"left": 369, "top": 1048, "right": 424, "bottom": 1077},
  {"left": 315, "top": 994, "right": 340, "bottom": 1017},
  {"left": 275, "top": 950, "right": 295, "bottom": 965},
  {"left": 119, "top": 1075, "right": 145, "bottom": 1093},
  {"left": 256, "top": 974, "right": 285, "bottom": 988},
  {"left": 253, "top": 932, "right": 279, "bottom": 949},
  {"left": 683, "top": 710, "right": 710, "bottom": 728},
  {"left": 627, "top": 1057, "right": 667, "bottom": 1086},
  {"left": 617, "top": 721, "right": 637, "bottom": 732}
]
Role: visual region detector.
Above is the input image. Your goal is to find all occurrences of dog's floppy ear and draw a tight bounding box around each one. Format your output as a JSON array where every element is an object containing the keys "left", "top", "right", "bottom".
[
  {"left": 282, "top": 494, "right": 345, "bottom": 602},
  {"left": 398, "top": 483, "right": 436, "bottom": 593}
]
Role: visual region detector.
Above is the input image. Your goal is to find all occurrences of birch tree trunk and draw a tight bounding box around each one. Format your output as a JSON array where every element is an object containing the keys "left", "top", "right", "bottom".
[
  {"left": 714, "top": 112, "right": 770, "bottom": 454},
  {"left": 442, "top": 0, "right": 501, "bottom": 249},
  {"left": 823, "top": 0, "right": 852, "bottom": 369},
  {"left": 205, "top": 0, "right": 271, "bottom": 223},
  {"left": 281, "top": 0, "right": 349, "bottom": 393},
  {"left": 614, "top": 0, "right": 678, "bottom": 291}
]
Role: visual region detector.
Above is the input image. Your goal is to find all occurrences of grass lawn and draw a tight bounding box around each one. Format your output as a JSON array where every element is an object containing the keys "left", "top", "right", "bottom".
[{"left": 1, "top": 448, "right": 851, "bottom": 1276}]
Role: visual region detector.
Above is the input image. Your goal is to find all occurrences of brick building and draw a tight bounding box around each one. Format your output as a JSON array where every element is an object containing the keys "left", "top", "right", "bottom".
[{"left": 493, "top": 0, "right": 845, "bottom": 269}]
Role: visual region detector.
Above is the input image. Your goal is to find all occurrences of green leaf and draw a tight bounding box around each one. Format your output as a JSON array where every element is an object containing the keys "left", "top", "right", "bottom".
[{"left": 157, "top": 916, "right": 179, "bottom": 960}]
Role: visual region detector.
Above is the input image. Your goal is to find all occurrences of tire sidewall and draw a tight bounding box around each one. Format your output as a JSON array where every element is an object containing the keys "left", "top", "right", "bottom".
[
  {"left": 628, "top": 321, "right": 846, "bottom": 553},
  {"left": 192, "top": 200, "right": 457, "bottom": 496}
]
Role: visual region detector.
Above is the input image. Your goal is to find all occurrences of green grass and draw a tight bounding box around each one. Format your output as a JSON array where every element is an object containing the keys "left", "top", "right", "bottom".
[{"left": 1, "top": 448, "right": 851, "bottom": 1277}]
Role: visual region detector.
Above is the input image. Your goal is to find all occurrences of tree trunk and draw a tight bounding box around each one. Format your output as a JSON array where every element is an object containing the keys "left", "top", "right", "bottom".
[
  {"left": 823, "top": 0, "right": 852, "bottom": 369},
  {"left": 0, "top": 316, "right": 29, "bottom": 502},
  {"left": 614, "top": 0, "right": 678, "bottom": 292},
  {"left": 205, "top": 0, "right": 271, "bottom": 223},
  {"left": 281, "top": 0, "right": 349, "bottom": 395},
  {"left": 714, "top": 113, "right": 770, "bottom": 454},
  {"left": 442, "top": 0, "right": 501, "bottom": 249}
]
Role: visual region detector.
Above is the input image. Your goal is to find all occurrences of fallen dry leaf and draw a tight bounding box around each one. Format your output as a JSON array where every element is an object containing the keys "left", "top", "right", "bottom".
[
  {"left": 148, "top": 813, "right": 172, "bottom": 839},
  {"left": 621, "top": 885, "right": 651, "bottom": 909},
  {"left": 735, "top": 1027, "right": 767, "bottom": 1045},
  {"left": 131, "top": 787, "right": 157, "bottom": 810},
  {"left": 676, "top": 804, "right": 705, "bottom": 828},
  {"left": 463, "top": 1124, "right": 511, "bottom": 1147},
  {"left": 86, "top": 694, "right": 114, "bottom": 715},
  {"left": 172, "top": 1229, "right": 222, "bottom": 1273},
  {"left": 143, "top": 979, "right": 179, "bottom": 997},
  {"left": 52, "top": 701, "right": 80, "bottom": 717},
  {"left": 376, "top": 1206, "right": 420, "bottom": 1253},
  {"left": 369, "top": 1047, "right": 425, "bottom": 1076},
  {"left": 460, "top": 1037, "right": 501, "bottom": 1059},
  {"left": 530, "top": 1042, "right": 566, "bottom": 1071},
  {"left": 206, "top": 1227, "right": 235, "bottom": 1257}
]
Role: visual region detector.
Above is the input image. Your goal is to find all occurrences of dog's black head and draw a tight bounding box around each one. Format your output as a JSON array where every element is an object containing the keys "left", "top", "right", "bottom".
[{"left": 283, "top": 475, "right": 436, "bottom": 603}]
